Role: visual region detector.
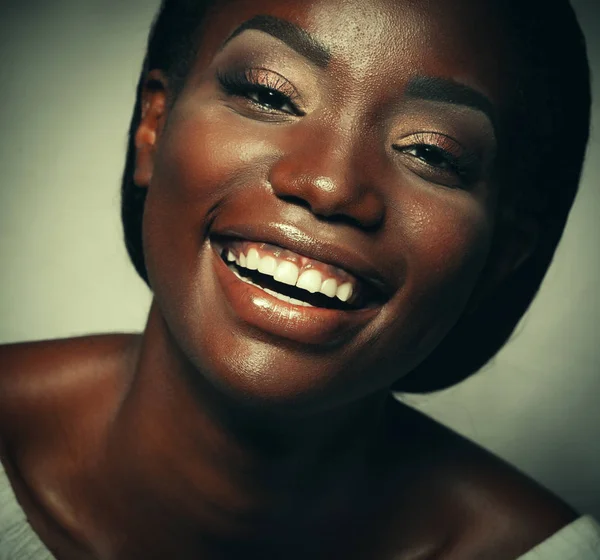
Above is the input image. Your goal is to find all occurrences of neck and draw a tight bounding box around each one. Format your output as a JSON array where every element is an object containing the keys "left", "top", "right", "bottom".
[{"left": 108, "top": 302, "right": 391, "bottom": 545}]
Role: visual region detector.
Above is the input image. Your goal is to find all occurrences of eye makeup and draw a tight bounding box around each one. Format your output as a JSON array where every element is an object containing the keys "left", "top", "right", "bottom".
[
  {"left": 209, "top": 27, "right": 323, "bottom": 119},
  {"left": 216, "top": 67, "right": 305, "bottom": 116},
  {"left": 393, "top": 131, "right": 483, "bottom": 189},
  {"left": 387, "top": 94, "right": 498, "bottom": 191},
  {"left": 405, "top": 76, "right": 498, "bottom": 139},
  {"left": 210, "top": 29, "right": 496, "bottom": 192}
]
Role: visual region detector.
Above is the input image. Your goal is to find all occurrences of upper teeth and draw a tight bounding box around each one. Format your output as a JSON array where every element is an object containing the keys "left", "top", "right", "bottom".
[{"left": 227, "top": 249, "right": 354, "bottom": 303}]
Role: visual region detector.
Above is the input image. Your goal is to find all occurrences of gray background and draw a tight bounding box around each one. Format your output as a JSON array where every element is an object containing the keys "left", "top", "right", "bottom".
[{"left": 0, "top": 1, "right": 598, "bottom": 517}]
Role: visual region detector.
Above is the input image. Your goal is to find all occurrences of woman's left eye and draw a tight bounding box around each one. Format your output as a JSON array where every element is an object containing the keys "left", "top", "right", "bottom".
[
  {"left": 403, "top": 145, "right": 458, "bottom": 171},
  {"left": 393, "top": 132, "right": 480, "bottom": 188}
]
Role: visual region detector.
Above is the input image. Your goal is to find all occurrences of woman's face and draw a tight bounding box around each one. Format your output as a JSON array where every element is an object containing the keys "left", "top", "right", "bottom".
[{"left": 140, "top": 0, "right": 511, "bottom": 411}]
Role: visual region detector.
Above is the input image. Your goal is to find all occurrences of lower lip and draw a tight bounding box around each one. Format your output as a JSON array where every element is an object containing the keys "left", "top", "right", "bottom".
[{"left": 211, "top": 244, "right": 381, "bottom": 346}]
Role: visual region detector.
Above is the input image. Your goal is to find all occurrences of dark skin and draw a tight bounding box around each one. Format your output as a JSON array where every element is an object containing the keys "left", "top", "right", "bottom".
[{"left": 0, "top": 0, "right": 580, "bottom": 558}]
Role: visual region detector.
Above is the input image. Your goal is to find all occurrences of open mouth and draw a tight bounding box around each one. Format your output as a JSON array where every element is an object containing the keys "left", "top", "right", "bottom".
[{"left": 212, "top": 236, "right": 385, "bottom": 311}]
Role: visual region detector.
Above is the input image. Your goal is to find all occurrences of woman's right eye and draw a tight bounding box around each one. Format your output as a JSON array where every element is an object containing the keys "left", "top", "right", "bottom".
[
  {"left": 217, "top": 68, "right": 304, "bottom": 117},
  {"left": 244, "top": 85, "right": 297, "bottom": 114}
]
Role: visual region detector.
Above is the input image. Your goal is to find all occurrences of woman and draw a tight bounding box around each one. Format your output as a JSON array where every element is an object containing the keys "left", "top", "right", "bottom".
[{"left": 0, "top": 0, "right": 597, "bottom": 558}]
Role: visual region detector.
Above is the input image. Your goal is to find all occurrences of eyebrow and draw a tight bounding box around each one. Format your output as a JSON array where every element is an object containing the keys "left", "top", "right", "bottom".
[
  {"left": 405, "top": 76, "right": 497, "bottom": 132},
  {"left": 221, "top": 15, "right": 331, "bottom": 68}
]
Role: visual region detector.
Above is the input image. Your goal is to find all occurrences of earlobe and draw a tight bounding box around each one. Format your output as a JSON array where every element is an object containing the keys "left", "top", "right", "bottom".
[{"left": 133, "top": 70, "right": 169, "bottom": 188}]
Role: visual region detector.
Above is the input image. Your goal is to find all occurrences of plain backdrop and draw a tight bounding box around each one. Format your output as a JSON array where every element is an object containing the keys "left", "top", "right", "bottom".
[{"left": 1, "top": 1, "right": 599, "bottom": 518}]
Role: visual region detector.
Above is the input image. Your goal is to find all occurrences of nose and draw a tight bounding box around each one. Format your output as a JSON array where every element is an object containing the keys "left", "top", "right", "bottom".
[{"left": 268, "top": 128, "right": 385, "bottom": 229}]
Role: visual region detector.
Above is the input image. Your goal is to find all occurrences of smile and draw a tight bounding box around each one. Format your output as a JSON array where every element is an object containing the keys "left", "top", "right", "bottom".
[
  {"left": 210, "top": 233, "right": 387, "bottom": 346},
  {"left": 218, "top": 239, "right": 364, "bottom": 309}
]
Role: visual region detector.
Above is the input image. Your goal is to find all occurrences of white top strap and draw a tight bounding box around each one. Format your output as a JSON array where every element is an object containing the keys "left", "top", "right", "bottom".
[{"left": 516, "top": 515, "right": 600, "bottom": 559}]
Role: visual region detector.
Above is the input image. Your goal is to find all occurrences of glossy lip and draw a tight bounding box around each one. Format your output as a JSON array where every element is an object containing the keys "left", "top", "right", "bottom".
[
  {"left": 209, "top": 222, "right": 396, "bottom": 299},
  {"left": 211, "top": 240, "right": 384, "bottom": 347}
]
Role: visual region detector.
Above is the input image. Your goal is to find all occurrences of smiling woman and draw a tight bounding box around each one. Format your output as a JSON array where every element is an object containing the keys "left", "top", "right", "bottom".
[{"left": 0, "top": 0, "right": 598, "bottom": 559}]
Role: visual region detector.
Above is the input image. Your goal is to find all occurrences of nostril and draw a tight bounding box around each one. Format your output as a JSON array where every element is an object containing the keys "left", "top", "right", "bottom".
[
  {"left": 271, "top": 182, "right": 385, "bottom": 230},
  {"left": 275, "top": 194, "right": 313, "bottom": 211},
  {"left": 268, "top": 154, "right": 385, "bottom": 230}
]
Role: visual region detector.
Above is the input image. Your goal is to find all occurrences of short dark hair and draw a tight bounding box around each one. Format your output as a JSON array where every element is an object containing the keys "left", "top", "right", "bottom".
[{"left": 120, "top": 0, "right": 591, "bottom": 393}]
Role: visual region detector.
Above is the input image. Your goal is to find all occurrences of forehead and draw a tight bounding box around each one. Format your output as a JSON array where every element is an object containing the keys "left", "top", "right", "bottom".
[{"left": 198, "top": 0, "right": 513, "bottom": 107}]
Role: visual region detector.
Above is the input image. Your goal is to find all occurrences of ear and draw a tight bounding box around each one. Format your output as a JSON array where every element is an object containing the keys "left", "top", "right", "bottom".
[
  {"left": 464, "top": 211, "right": 539, "bottom": 314},
  {"left": 133, "top": 70, "right": 169, "bottom": 188}
]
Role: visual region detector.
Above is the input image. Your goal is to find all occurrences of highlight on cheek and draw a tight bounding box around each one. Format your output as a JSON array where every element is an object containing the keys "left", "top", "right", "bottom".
[
  {"left": 393, "top": 131, "right": 483, "bottom": 189},
  {"left": 216, "top": 66, "right": 305, "bottom": 116}
]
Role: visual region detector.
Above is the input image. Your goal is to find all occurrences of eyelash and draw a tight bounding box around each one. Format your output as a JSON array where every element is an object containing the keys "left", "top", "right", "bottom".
[
  {"left": 217, "top": 68, "right": 304, "bottom": 116},
  {"left": 393, "top": 132, "right": 480, "bottom": 187},
  {"left": 217, "top": 71, "right": 480, "bottom": 187}
]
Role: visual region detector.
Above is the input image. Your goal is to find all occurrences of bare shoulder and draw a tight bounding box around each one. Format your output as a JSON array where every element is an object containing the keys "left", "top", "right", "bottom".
[
  {"left": 0, "top": 334, "right": 141, "bottom": 448},
  {"left": 381, "top": 401, "right": 579, "bottom": 559},
  {"left": 444, "top": 431, "right": 578, "bottom": 558},
  {"left": 0, "top": 335, "right": 141, "bottom": 559}
]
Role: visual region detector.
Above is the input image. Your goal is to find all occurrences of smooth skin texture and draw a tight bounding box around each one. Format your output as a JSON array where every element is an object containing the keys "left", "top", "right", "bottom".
[{"left": 0, "top": 0, "right": 580, "bottom": 558}]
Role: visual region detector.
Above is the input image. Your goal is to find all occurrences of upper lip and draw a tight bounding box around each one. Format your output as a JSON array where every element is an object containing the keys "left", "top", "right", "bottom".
[{"left": 210, "top": 222, "right": 395, "bottom": 300}]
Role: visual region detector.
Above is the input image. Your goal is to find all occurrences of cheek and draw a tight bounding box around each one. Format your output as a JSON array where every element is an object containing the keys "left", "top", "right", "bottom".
[
  {"left": 142, "top": 101, "right": 277, "bottom": 279},
  {"left": 152, "top": 103, "right": 274, "bottom": 208},
  {"left": 408, "top": 193, "right": 491, "bottom": 280},
  {"left": 358, "top": 189, "right": 493, "bottom": 382},
  {"left": 395, "top": 186, "right": 493, "bottom": 333}
]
